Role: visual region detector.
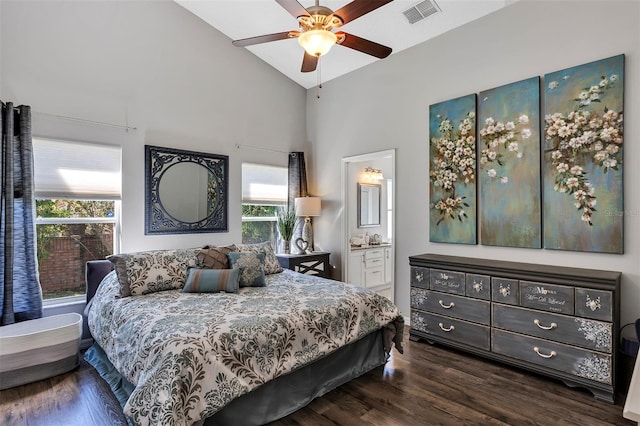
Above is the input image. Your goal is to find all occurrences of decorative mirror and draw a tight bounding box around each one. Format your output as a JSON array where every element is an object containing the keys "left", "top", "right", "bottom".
[
  {"left": 145, "top": 145, "right": 228, "bottom": 234},
  {"left": 357, "top": 183, "right": 381, "bottom": 227}
]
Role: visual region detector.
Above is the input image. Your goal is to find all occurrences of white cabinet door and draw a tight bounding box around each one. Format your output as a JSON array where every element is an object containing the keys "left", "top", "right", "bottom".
[
  {"left": 348, "top": 252, "right": 364, "bottom": 286},
  {"left": 384, "top": 247, "right": 393, "bottom": 284}
]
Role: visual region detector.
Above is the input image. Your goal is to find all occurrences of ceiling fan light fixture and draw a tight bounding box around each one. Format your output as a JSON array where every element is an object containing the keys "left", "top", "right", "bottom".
[{"left": 298, "top": 29, "right": 337, "bottom": 57}]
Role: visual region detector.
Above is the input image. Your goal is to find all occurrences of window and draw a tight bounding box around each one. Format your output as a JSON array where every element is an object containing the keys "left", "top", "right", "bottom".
[
  {"left": 241, "top": 163, "right": 287, "bottom": 247},
  {"left": 36, "top": 201, "right": 117, "bottom": 299},
  {"left": 33, "top": 138, "right": 121, "bottom": 300}
]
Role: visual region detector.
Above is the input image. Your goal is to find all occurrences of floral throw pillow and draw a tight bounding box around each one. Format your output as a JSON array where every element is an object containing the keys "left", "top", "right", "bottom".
[
  {"left": 227, "top": 252, "right": 266, "bottom": 287},
  {"left": 234, "top": 241, "right": 282, "bottom": 274},
  {"left": 107, "top": 248, "right": 198, "bottom": 297}
]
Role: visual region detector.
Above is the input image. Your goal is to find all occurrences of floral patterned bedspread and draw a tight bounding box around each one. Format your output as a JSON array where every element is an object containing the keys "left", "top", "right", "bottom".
[{"left": 88, "top": 269, "right": 400, "bottom": 426}]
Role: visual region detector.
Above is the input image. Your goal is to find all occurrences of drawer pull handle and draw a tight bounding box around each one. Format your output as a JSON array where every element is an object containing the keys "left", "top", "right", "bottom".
[
  {"left": 585, "top": 295, "right": 602, "bottom": 311},
  {"left": 533, "top": 346, "right": 557, "bottom": 359},
  {"left": 534, "top": 319, "right": 557, "bottom": 330},
  {"left": 499, "top": 285, "right": 511, "bottom": 297},
  {"left": 438, "top": 300, "right": 455, "bottom": 309},
  {"left": 415, "top": 272, "right": 424, "bottom": 282},
  {"left": 473, "top": 282, "right": 483, "bottom": 292},
  {"left": 438, "top": 322, "right": 455, "bottom": 332}
]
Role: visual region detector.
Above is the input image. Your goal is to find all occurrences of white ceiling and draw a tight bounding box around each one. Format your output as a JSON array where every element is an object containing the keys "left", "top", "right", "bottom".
[{"left": 175, "top": 0, "right": 512, "bottom": 89}]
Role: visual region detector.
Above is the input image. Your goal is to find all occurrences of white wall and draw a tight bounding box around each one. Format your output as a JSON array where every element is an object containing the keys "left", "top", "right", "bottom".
[
  {"left": 308, "top": 0, "right": 640, "bottom": 326},
  {"left": 1, "top": 0, "right": 308, "bottom": 252}
]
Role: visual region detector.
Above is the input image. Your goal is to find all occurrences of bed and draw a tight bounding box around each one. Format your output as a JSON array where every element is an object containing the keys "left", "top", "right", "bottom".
[{"left": 83, "top": 247, "right": 403, "bottom": 426}]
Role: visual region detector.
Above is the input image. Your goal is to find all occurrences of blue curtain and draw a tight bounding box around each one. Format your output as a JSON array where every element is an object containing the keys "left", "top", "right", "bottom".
[
  {"left": 1, "top": 101, "right": 43, "bottom": 325},
  {"left": 287, "top": 152, "right": 308, "bottom": 254}
]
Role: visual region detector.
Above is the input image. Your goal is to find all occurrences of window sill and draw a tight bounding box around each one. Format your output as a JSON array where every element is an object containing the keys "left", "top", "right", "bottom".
[
  {"left": 42, "top": 296, "right": 86, "bottom": 319},
  {"left": 43, "top": 295, "right": 86, "bottom": 308}
]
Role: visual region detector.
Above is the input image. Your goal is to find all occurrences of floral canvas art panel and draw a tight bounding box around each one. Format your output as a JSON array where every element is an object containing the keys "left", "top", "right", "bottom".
[
  {"left": 543, "top": 54, "right": 624, "bottom": 253},
  {"left": 478, "top": 77, "right": 541, "bottom": 248},
  {"left": 429, "top": 94, "right": 477, "bottom": 244}
]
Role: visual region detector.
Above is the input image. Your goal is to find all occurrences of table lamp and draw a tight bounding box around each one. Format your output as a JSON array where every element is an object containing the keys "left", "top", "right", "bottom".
[{"left": 295, "top": 196, "right": 321, "bottom": 253}]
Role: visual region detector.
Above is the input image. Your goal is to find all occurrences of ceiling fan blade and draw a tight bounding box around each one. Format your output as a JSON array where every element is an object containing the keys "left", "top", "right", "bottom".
[
  {"left": 232, "top": 31, "right": 297, "bottom": 47},
  {"left": 332, "top": 0, "right": 393, "bottom": 25},
  {"left": 337, "top": 32, "right": 392, "bottom": 58},
  {"left": 301, "top": 52, "right": 318, "bottom": 73},
  {"left": 275, "top": 0, "right": 310, "bottom": 19}
]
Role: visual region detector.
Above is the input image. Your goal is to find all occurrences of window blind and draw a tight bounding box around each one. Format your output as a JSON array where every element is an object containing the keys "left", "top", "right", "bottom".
[
  {"left": 242, "top": 163, "right": 287, "bottom": 205},
  {"left": 33, "top": 137, "right": 122, "bottom": 200}
]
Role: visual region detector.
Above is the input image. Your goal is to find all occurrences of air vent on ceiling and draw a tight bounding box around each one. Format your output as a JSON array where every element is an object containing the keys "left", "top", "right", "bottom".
[{"left": 403, "top": 0, "right": 441, "bottom": 25}]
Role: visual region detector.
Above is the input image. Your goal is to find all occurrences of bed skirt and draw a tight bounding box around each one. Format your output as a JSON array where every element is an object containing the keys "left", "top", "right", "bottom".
[{"left": 85, "top": 328, "right": 387, "bottom": 425}]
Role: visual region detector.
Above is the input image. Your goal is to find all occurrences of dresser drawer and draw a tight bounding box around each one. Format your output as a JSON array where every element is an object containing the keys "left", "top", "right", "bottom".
[
  {"left": 365, "top": 257, "right": 384, "bottom": 269},
  {"left": 364, "top": 267, "right": 384, "bottom": 287},
  {"left": 410, "top": 310, "right": 490, "bottom": 351},
  {"left": 364, "top": 248, "right": 384, "bottom": 260},
  {"left": 575, "top": 288, "right": 613, "bottom": 322},
  {"left": 430, "top": 269, "right": 465, "bottom": 295},
  {"left": 411, "top": 266, "right": 429, "bottom": 289},
  {"left": 520, "top": 281, "right": 574, "bottom": 314},
  {"left": 492, "top": 304, "right": 612, "bottom": 352},
  {"left": 410, "top": 288, "right": 490, "bottom": 325},
  {"left": 491, "top": 277, "right": 519, "bottom": 305},
  {"left": 466, "top": 273, "right": 491, "bottom": 300},
  {"left": 492, "top": 329, "right": 612, "bottom": 385}
]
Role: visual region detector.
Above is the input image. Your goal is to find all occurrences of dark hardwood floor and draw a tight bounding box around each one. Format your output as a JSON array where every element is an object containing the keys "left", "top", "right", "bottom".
[{"left": 0, "top": 330, "right": 633, "bottom": 426}]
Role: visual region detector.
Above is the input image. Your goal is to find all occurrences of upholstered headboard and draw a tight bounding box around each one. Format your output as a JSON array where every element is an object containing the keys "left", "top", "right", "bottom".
[{"left": 85, "top": 260, "right": 114, "bottom": 304}]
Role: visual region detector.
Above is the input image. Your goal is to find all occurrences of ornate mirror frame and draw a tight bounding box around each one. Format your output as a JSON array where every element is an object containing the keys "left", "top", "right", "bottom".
[{"left": 145, "top": 145, "right": 228, "bottom": 235}]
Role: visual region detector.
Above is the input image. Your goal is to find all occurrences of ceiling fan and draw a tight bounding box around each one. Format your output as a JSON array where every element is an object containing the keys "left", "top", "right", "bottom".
[{"left": 232, "top": 0, "right": 394, "bottom": 73}]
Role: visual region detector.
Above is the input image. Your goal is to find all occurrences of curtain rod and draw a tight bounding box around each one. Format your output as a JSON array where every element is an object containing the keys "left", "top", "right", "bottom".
[
  {"left": 2, "top": 101, "right": 137, "bottom": 132},
  {"left": 33, "top": 111, "right": 137, "bottom": 132},
  {"left": 235, "top": 144, "right": 289, "bottom": 155}
]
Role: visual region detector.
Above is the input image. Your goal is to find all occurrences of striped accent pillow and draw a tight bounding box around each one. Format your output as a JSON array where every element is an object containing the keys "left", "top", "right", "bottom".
[{"left": 182, "top": 267, "right": 240, "bottom": 293}]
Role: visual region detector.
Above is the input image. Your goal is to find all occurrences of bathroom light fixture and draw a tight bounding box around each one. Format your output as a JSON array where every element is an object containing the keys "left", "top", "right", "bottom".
[{"left": 364, "top": 167, "right": 384, "bottom": 180}]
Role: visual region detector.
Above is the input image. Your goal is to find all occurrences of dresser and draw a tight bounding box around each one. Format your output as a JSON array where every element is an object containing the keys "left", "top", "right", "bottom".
[
  {"left": 348, "top": 245, "right": 394, "bottom": 301},
  {"left": 409, "top": 253, "right": 621, "bottom": 403}
]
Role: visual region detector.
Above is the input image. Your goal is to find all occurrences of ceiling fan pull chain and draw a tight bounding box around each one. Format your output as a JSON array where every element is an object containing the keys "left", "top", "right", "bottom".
[{"left": 317, "top": 55, "right": 322, "bottom": 99}]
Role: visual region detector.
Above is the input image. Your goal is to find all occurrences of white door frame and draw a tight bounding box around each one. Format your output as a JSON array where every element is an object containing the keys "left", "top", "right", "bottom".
[{"left": 341, "top": 149, "right": 396, "bottom": 284}]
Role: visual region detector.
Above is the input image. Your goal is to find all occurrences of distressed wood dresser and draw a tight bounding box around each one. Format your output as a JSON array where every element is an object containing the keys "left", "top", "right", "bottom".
[{"left": 409, "top": 253, "right": 621, "bottom": 403}]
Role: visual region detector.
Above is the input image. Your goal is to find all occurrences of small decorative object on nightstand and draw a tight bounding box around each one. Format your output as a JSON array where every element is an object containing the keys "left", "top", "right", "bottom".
[
  {"left": 276, "top": 207, "right": 296, "bottom": 254},
  {"left": 277, "top": 252, "right": 330, "bottom": 279}
]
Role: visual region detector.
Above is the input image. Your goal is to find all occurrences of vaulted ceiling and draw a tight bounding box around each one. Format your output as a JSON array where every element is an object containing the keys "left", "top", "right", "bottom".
[{"left": 175, "top": 0, "right": 513, "bottom": 89}]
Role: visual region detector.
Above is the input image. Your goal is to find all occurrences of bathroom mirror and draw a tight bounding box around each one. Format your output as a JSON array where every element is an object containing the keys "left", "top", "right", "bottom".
[
  {"left": 357, "top": 183, "right": 381, "bottom": 227},
  {"left": 145, "top": 145, "right": 228, "bottom": 234}
]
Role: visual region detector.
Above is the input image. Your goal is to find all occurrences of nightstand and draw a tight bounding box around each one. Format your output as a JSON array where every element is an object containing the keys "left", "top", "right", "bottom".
[{"left": 276, "top": 252, "right": 331, "bottom": 279}]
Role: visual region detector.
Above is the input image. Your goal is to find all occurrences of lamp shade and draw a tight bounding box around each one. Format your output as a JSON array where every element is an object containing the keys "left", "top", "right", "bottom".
[
  {"left": 298, "top": 30, "right": 337, "bottom": 57},
  {"left": 295, "top": 197, "right": 321, "bottom": 217}
]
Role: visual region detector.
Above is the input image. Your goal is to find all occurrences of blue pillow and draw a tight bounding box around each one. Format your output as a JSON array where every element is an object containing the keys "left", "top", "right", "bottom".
[
  {"left": 182, "top": 267, "right": 240, "bottom": 293},
  {"left": 227, "top": 252, "right": 266, "bottom": 287}
]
